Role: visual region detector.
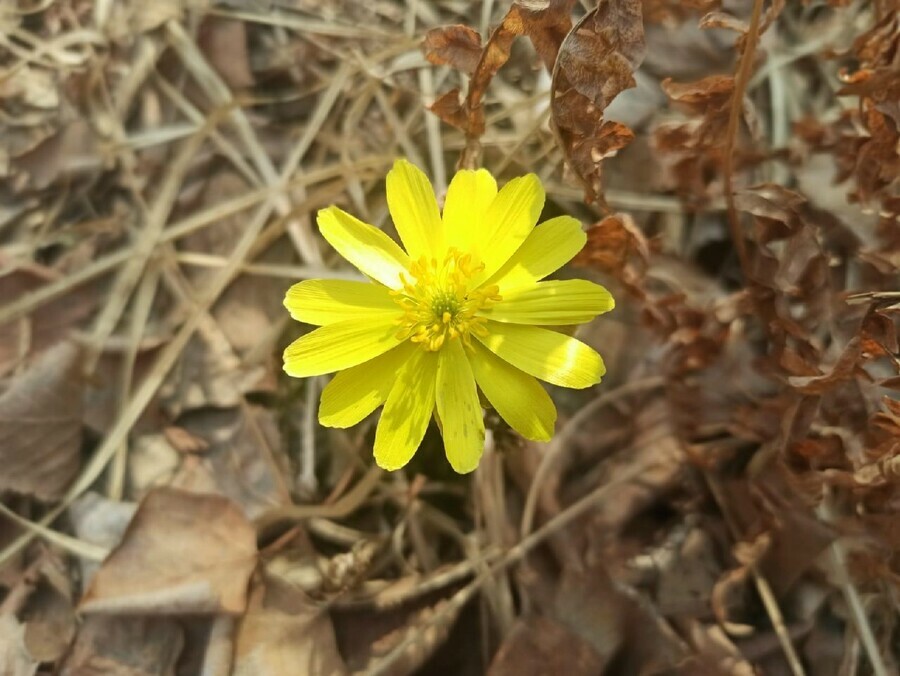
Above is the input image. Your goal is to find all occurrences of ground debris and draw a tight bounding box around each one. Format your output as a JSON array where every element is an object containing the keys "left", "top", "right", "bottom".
[{"left": 0, "top": 0, "right": 897, "bottom": 674}]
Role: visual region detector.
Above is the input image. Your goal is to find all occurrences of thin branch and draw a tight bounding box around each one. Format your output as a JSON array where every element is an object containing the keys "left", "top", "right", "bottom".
[{"left": 722, "top": 0, "right": 766, "bottom": 279}]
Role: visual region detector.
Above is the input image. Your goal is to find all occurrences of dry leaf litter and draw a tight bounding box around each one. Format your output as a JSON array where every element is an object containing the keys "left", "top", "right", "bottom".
[{"left": 0, "top": 0, "right": 898, "bottom": 675}]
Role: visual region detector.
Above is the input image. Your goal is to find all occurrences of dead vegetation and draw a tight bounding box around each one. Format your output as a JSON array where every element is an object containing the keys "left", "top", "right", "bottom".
[{"left": 0, "top": 0, "right": 899, "bottom": 674}]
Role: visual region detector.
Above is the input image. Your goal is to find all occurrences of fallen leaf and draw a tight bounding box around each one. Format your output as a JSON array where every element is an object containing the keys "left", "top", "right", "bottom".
[
  {"left": 573, "top": 212, "right": 650, "bottom": 293},
  {"left": 514, "top": 0, "right": 579, "bottom": 71},
  {"left": 0, "top": 615, "right": 39, "bottom": 676},
  {"left": 80, "top": 488, "right": 257, "bottom": 615},
  {"left": 233, "top": 577, "right": 347, "bottom": 676},
  {"left": 488, "top": 615, "right": 606, "bottom": 675},
  {"left": 68, "top": 492, "right": 138, "bottom": 585},
  {"left": 550, "top": 0, "right": 646, "bottom": 204},
  {"left": 60, "top": 615, "right": 183, "bottom": 676},
  {"left": 0, "top": 262, "right": 98, "bottom": 377},
  {"left": 0, "top": 341, "right": 83, "bottom": 500},
  {"left": 656, "top": 527, "right": 722, "bottom": 615},
  {"left": 21, "top": 554, "right": 76, "bottom": 664},
  {"left": 170, "top": 405, "right": 292, "bottom": 519},
  {"left": 422, "top": 25, "right": 483, "bottom": 75},
  {"left": 198, "top": 17, "right": 255, "bottom": 89},
  {"left": 428, "top": 88, "right": 468, "bottom": 130}
]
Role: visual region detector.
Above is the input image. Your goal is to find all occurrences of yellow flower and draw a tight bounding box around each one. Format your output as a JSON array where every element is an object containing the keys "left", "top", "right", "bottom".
[{"left": 283, "top": 159, "right": 613, "bottom": 473}]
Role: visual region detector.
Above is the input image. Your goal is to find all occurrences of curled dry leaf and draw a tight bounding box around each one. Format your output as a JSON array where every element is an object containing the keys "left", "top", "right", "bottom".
[
  {"left": 513, "top": 0, "right": 578, "bottom": 71},
  {"left": 0, "top": 340, "right": 83, "bottom": 501},
  {"left": 80, "top": 488, "right": 257, "bottom": 615},
  {"left": 422, "top": 25, "right": 483, "bottom": 75},
  {"left": 424, "top": 7, "right": 525, "bottom": 144},
  {"left": 653, "top": 75, "right": 737, "bottom": 202},
  {"left": 425, "top": 0, "right": 576, "bottom": 161},
  {"left": 550, "top": 0, "right": 646, "bottom": 205},
  {"left": 573, "top": 213, "right": 650, "bottom": 294}
]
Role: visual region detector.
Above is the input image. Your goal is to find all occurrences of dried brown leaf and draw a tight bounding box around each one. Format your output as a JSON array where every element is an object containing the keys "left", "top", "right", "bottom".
[
  {"left": 428, "top": 88, "right": 467, "bottom": 131},
  {"left": 488, "top": 615, "right": 606, "bottom": 676},
  {"left": 699, "top": 11, "right": 748, "bottom": 34},
  {"left": 0, "top": 341, "right": 83, "bottom": 500},
  {"left": 661, "top": 75, "right": 734, "bottom": 112},
  {"left": 466, "top": 7, "right": 527, "bottom": 138},
  {"left": 787, "top": 337, "right": 864, "bottom": 394},
  {"left": 80, "top": 488, "right": 257, "bottom": 615},
  {"left": 0, "top": 615, "right": 39, "bottom": 676},
  {"left": 426, "top": 0, "right": 576, "bottom": 162},
  {"left": 514, "top": 0, "right": 578, "bottom": 71},
  {"left": 422, "top": 25, "right": 483, "bottom": 75},
  {"left": 198, "top": 17, "right": 255, "bottom": 89},
  {"left": 233, "top": 578, "right": 347, "bottom": 676},
  {"left": 575, "top": 215, "right": 635, "bottom": 274},
  {"left": 550, "top": 0, "right": 646, "bottom": 204},
  {"left": 69, "top": 493, "right": 138, "bottom": 585},
  {"left": 0, "top": 263, "right": 98, "bottom": 377},
  {"left": 61, "top": 615, "right": 183, "bottom": 676},
  {"left": 655, "top": 528, "right": 722, "bottom": 615},
  {"left": 573, "top": 213, "right": 650, "bottom": 295},
  {"left": 169, "top": 406, "right": 291, "bottom": 519},
  {"left": 21, "top": 555, "right": 76, "bottom": 664}
]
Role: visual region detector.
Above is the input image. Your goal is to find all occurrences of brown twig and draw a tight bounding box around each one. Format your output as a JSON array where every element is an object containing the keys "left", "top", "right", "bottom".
[
  {"left": 722, "top": 0, "right": 766, "bottom": 280},
  {"left": 252, "top": 464, "right": 384, "bottom": 533}
]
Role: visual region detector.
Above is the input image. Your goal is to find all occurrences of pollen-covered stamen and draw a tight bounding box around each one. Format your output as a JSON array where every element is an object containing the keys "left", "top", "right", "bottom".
[{"left": 391, "top": 248, "right": 501, "bottom": 351}]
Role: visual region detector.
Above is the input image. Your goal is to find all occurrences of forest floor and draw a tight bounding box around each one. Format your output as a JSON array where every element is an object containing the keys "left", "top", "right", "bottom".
[{"left": 0, "top": 1, "right": 898, "bottom": 674}]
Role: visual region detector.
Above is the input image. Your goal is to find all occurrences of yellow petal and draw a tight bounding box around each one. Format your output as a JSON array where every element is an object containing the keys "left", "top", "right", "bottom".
[
  {"left": 484, "top": 215, "right": 586, "bottom": 293},
  {"left": 442, "top": 168, "right": 497, "bottom": 253},
  {"left": 284, "top": 279, "right": 400, "bottom": 325},
  {"left": 374, "top": 349, "right": 438, "bottom": 471},
  {"left": 479, "top": 280, "right": 614, "bottom": 325},
  {"left": 283, "top": 320, "right": 401, "bottom": 377},
  {"left": 469, "top": 342, "right": 556, "bottom": 441},
  {"left": 317, "top": 206, "right": 410, "bottom": 289},
  {"left": 476, "top": 321, "right": 605, "bottom": 389},
  {"left": 318, "top": 341, "right": 417, "bottom": 427},
  {"left": 436, "top": 339, "right": 485, "bottom": 474},
  {"left": 470, "top": 174, "right": 545, "bottom": 286},
  {"left": 386, "top": 159, "right": 443, "bottom": 260}
]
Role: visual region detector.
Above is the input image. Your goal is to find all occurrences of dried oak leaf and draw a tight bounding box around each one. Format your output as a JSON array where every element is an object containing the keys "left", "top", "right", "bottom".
[
  {"left": 0, "top": 341, "right": 83, "bottom": 501},
  {"left": 422, "top": 25, "right": 483, "bottom": 75},
  {"left": 551, "top": 0, "right": 646, "bottom": 204},
  {"left": 80, "top": 488, "right": 257, "bottom": 615}
]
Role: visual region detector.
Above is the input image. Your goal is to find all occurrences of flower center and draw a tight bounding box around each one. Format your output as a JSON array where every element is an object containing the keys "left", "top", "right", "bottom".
[{"left": 392, "top": 249, "right": 501, "bottom": 351}]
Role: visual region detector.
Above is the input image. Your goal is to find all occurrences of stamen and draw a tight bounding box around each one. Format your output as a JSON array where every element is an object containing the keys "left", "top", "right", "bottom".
[{"left": 392, "top": 248, "right": 501, "bottom": 351}]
